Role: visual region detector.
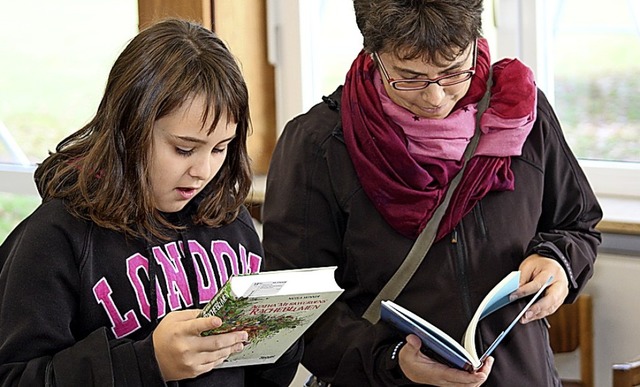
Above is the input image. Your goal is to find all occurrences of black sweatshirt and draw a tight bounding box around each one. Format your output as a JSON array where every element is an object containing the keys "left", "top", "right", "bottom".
[{"left": 0, "top": 197, "right": 301, "bottom": 386}]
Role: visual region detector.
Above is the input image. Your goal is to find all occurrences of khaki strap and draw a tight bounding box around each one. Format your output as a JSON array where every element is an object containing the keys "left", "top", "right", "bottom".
[{"left": 362, "top": 72, "right": 494, "bottom": 323}]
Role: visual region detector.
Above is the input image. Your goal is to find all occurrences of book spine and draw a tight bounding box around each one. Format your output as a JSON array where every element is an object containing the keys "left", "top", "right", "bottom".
[{"left": 200, "top": 283, "right": 232, "bottom": 317}]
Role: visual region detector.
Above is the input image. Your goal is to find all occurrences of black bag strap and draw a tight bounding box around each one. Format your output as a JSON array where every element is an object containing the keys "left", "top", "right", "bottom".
[{"left": 362, "top": 72, "right": 493, "bottom": 323}]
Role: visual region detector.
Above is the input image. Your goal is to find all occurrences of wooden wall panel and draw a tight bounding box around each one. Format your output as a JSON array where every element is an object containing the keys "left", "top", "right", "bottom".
[
  {"left": 138, "top": 0, "right": 212, "bottom": 29},
  {"left": 138, "top": 0, "right": 276, "bottom": 175},
  {"left": 137, "top": 0, "right": 276, "bottom": 175},
  {"left": 213, "top": 1, "right": 276, "bottom": 175}
]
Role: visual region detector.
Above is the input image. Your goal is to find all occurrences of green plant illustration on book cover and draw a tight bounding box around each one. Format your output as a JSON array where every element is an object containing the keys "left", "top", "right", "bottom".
[{"left": 200, "top": 284, "right": 305, "bottom": 344}]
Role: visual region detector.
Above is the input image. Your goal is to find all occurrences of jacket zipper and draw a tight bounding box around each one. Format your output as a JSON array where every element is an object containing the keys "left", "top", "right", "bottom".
[
  {"left": 473, "top": 202, "right": 488, "bottom": 240},
  {"left": 451, "top": 226, "right": 473, "bottom": 320}
]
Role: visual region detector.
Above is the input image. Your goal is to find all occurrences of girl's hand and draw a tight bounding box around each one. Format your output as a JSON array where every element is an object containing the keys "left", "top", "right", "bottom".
[
  {"left": 399, "top": 334, "right": 493, "bottom": 386},
  {"left": 152, "top": 309, "right": 248, "bottom": 381},
  {"left": 512, "top": 254, "right": 570, "bottom": 324}
]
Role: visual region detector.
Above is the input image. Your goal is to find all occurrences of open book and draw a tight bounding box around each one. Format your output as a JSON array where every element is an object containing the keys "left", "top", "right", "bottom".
[
  {"left": 381, "top": 271, "right": 552, "bottom": 371},
  {"left": 198, "top": 266, "right": 343, "bottom": 368}
]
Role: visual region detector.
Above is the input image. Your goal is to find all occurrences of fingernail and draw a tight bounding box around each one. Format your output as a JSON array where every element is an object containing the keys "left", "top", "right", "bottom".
[
  {"left": 242, "top": 332, "right": 249, "bottom": 342},
  {"left": 509, "top": 294, "right": 518, "bottom": 301},
  {"left": 525, "top": 310, "right": 533, "bottom": 320}
]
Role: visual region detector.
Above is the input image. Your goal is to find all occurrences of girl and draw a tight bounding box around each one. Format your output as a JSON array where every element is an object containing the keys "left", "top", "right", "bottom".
[{"left": 0, "top": 18, "right": 300, "bottom": 386}]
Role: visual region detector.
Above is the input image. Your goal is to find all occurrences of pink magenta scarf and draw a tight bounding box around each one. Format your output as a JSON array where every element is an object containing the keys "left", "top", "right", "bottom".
[{"left": 341, "top": 38, "right": 537, "bottom": 240}]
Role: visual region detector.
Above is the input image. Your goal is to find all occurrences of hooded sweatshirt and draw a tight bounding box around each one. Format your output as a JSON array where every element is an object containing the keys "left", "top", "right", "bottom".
[{"left": 0, "top": 196, "right": 301, "bottom": 386}]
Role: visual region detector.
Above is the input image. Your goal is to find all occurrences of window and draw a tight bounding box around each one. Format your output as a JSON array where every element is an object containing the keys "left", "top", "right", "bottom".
[
  {"left": 0, "top": 0, "right": 138, "bottom": 239},
  {"left": 552, "top": 0, "right": 639, "bottom": 163},
  {"left": 268, "top": 0, "right": 363, "bottom": 133},
  {"left": 494, "top": 0, "right": 640, "bottom": 198},
  {"left": 270, "top": 0, "right": 639, "bottom": 198}
]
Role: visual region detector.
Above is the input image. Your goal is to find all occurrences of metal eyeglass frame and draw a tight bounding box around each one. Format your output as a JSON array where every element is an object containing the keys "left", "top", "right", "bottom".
[{"left": 373, "top": 39, "right": 478, "bottom": 91}]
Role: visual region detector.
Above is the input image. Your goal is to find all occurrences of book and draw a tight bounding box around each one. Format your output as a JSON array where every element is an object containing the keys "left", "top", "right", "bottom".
[
  {"left": 198, "top": 266, "right": 343, "bottom": 368},
  {"left": 380, "top": 271, "right": 553, "bottom": 372}
]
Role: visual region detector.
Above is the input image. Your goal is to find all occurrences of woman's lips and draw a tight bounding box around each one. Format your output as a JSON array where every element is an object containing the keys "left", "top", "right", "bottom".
[{"left": 419, "top": 105, "right": 444, "bottom": 115}]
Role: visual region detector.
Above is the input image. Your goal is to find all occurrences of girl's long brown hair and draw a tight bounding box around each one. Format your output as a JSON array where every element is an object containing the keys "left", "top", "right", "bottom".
[{"left": 34, "top": 18, "right": 252, "bottom": 241}]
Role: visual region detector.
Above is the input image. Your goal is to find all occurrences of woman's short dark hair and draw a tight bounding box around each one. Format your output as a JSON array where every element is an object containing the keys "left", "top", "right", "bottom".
[
  {"left": 35, "top": 18, "right": 252, "bottom": 241},
  {"left": 353, "top": 0, "right": 484, "bottom": 63}
]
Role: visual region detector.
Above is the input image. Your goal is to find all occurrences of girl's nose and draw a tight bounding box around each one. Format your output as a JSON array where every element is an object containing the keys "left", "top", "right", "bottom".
[{"left": 189, "top": 156, "right": 212, "bottom": 180}]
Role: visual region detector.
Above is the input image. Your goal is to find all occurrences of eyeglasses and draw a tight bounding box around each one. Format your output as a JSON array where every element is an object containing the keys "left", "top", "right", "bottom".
[{"left": 373, "top": 39, "right": 477, "bottom": 91}]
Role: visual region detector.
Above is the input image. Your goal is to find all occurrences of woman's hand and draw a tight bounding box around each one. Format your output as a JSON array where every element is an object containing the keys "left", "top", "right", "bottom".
[
  {"left": 152, "top": 309, "right": 248, "bottom": 381},
  {"left": 399, "top": 334, "right": 493, "bottom": 386},
  {"left": 511, "top": 254, "right": 570, "bottom": 324}
]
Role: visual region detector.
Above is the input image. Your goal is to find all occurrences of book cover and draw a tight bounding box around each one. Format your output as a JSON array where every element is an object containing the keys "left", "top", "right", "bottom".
[
  {"left": 381, "top": 271, "right": 552, "bottom": 371},
  {"left": 198, "top": 266, "right": 343, "bottom": 368}
]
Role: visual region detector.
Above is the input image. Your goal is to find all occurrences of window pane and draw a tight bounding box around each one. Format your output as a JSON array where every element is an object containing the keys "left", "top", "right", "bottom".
[
  {"left": 313, "top": 0, "right": 361, "bottom": 94},
  {"left": 0, "top": 0, "right": 138, "bottom": 165},
  {"left": 553, "top": 0, "right": 640, "bottom": 162},
  {"left": 301, "top": 0, "right": 498, "bottom": 111},
  {"left": 0, "top": 0, "right": 137, "bottom": 240},
  {"left": 0, "top": 192, "right": 40, "bottom": 242}
]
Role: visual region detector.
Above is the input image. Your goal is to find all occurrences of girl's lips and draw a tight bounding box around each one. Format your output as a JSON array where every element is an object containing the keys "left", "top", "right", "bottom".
[{"left": 176, "top": 187, "right": 197, "bottom": 200}]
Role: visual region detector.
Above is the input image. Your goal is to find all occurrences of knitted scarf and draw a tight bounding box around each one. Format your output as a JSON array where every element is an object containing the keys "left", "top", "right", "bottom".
[{"left": 341, "top": 38, "right": 536, "bottom": 240}]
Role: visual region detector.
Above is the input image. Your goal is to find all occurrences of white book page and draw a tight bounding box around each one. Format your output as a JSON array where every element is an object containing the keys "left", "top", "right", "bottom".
[
  {"left": 478, "top": 276, "right": 553, "bottom": 363},
  {"left": 229, "top": 266, "right": 341, "bottom": 297},
  {"left": 462, "top": 271, "right": 521, "bottom": 362}
]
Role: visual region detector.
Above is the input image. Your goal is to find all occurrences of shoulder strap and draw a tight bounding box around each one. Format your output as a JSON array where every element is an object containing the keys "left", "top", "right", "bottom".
[{"left": 362, "top": 72, "right": 494, "bottom": 323}]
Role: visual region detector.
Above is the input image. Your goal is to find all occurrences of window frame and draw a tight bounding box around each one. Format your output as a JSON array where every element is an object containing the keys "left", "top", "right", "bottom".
[
  {"left": 495, "top": 0, "right": 640, "bottom": 199},
  {"left": 1, "top": 0, "right": 638, "bottom": 201},
  {"left": 0, "top": 165, "right": 37, "bottom": 196}
]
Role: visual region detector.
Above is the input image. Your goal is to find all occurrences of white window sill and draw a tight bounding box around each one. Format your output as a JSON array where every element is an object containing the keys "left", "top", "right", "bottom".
[
  {"left": 249, "top": 174, "right": 640, "bottom": 236},
  {"left": 597, "top": 196, "right": 640, "bottom": 235},
  {"left": 3, "top": 167, "right": 639, "bottom": 236}
]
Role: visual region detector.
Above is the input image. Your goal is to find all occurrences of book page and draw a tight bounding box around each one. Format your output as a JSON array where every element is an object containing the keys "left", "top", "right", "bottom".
[
  {"left": 462, "top": 271, "right": 521, "bottom": 362},
  {"left": 229, "top": 266, "right": 342, "bottom": 297},
  {"left": 478, "top": 275, "right": 553, "bottom": 363},
  {"left": 478, "top": 272, "right": 521, "bottom": 319},
  {"left": 243, "top": 281, "right": 286, "bottom": 297}
]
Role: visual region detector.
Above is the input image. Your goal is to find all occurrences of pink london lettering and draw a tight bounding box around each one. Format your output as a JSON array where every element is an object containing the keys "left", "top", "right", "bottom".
[{"left": 92, "top": 239, "right": 261, "bottom": 339}]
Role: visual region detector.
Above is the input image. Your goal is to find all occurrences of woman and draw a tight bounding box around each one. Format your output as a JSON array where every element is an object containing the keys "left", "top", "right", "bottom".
[
  {"left": 262, "top": 1, "right": 601, "bottom": 386},
  {"left": 0, "top": 18, "right": 301, "bottom": 386}
]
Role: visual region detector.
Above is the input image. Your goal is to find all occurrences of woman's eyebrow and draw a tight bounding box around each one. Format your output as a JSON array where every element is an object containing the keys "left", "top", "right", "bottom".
[
  {"left": 393, "top": 65, "right": 428, "bottom": 77},
  {"left": 442, "top": 54, "right": 469, "bottom": 72},
  {"left": 393, "top": 47, "right": 472, "bottom": 76}
]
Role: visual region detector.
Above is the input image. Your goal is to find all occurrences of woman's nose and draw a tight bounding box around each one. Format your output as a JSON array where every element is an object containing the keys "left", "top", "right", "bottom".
[{"left": 420, "top": 84, "right": 446, "bottom": 107}]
